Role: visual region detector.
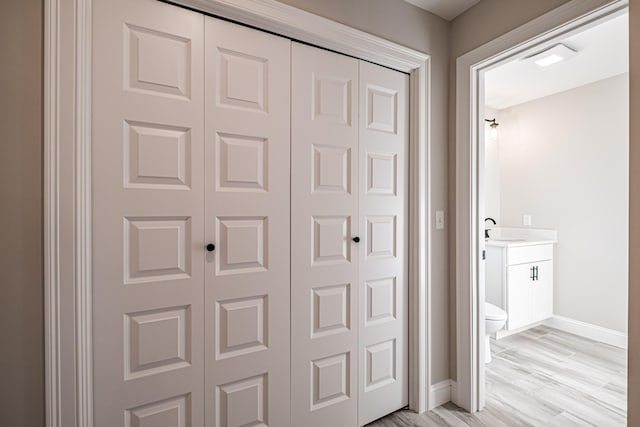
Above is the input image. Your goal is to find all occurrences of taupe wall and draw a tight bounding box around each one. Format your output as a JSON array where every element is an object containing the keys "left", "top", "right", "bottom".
[
  {"left": 450, "top": 0, "right": 571, "bottom": 58},
  {"left": 7, "top": 0, "right": 636, "bottom": 421},
  {"left": 278, "top": 0, "right": 453, "bottom": 385},
  {"left": 628, "top": 0, "right": 639, "bottom": 423},
  {"left": 447, "top": 0, "right": 571, "bottom": 380},
  {"left": 0, "top": 0, "right": 44, "bottom": 426}
]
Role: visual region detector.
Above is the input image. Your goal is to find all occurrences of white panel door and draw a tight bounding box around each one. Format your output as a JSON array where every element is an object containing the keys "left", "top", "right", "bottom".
[
  {"left": 291, "top": 42, "right": 359, "bottom": 427},
  {"left": 204, "top": 18, "right": 291, "bottom": 427},
  {"left": 93, "top": 0, "right": 205, "bottom": 425},
  {"left": 358, "top": 61, "right": 409, "bottom": 425}
]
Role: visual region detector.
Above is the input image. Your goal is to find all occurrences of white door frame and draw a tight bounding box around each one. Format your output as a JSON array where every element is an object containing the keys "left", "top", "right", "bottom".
[
  {"left": 454, "top": 0, "right": 628, "bottom": 412},
  {"left": 44, "top": 0, "right": 432, "bottom": 425}
]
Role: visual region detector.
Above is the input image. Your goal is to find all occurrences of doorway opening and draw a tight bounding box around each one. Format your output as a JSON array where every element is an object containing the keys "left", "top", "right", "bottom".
[
  {"left": 480, "top": 10, "right": 629, "bottom": 424},
  {"left": 455, "top": 0, "right": 630, "bottom": 420}
]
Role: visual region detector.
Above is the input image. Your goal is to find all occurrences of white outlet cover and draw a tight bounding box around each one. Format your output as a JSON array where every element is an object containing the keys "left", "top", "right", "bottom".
[{"left": 523, "top": 214, "right": 532, "bottom": 226}]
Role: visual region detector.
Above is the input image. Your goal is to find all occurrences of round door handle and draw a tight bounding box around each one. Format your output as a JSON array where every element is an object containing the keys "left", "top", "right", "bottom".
[
  {"left": 206, "top": 243, "right": 216, "bottom": 252},
  {"left": 352, "top": 237, "right": 360, "bottom": 243}
]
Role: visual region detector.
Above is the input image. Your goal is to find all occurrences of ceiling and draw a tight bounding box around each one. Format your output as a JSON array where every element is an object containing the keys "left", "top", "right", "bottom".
[
  {"left": 485, "top": 13, "right": 628, "bottom": 110},
  {"left": 403, "top": 0, "right": 480, "bottom": 21}
]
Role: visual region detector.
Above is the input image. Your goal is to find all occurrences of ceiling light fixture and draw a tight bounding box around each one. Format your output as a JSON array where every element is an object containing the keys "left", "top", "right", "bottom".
[{"left": 526, "top": 43, "right": 577, "bottom": 67}]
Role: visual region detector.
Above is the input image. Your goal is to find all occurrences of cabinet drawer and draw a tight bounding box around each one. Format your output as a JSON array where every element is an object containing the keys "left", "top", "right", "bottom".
[{"left": 508, "top": 244, "right": 553, "bottom": 265}]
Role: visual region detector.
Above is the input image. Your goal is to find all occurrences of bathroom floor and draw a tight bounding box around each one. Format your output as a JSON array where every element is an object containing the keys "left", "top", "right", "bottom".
[{"left": 368, "top": 325, "right": 627, "bottom": 426}]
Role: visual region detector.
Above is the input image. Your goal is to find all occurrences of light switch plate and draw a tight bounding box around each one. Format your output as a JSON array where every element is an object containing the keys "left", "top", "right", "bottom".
[
  {"left": 436, "top": 210, "right": 445, "bottom": 230},
  {"left": 523, "top": 214, "right": 532, "bottom": 226}
]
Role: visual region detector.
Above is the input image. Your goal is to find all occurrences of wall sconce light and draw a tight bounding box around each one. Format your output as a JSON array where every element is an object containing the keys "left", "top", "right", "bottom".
[{"left": 485, "top": 118, "right": 499, "bottom": 140}]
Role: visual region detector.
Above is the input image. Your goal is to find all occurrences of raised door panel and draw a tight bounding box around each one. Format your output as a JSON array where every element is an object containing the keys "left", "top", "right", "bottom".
[
  {"left": 530, "top": 260, "right": 554, "bottom": 322},
  {"left": 358, "top": 61, "right": 409, "bottom": 425},
  {"left": 93, "top": 0, "right": 205, "bottom": 424},
  {"left": 291, "top": 42, "right": 359, "bottom": 427},
  {"left": 506, "top": 263, "right": 534, "bottom": 330},
  {"left": 204, "top": 18, "right": 291, "bottom": 427}
]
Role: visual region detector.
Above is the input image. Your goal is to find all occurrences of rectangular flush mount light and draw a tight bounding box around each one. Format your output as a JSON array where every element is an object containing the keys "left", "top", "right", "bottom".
[{"left": 527, "top": 43, "right": 577, "bottom": 67}]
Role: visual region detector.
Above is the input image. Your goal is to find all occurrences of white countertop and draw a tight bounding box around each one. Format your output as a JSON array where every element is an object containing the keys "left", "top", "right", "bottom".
[
  {"left": 485, "top": 238, "right": 557, "bottom": 247},
  {"left": 484, "top": 227, "right": 558, "bottom": 247}
]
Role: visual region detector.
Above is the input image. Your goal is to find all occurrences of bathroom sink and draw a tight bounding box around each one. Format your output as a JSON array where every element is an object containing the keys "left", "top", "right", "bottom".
[{"left": 489, "top": 238, "right": 526, "bottom": 242}]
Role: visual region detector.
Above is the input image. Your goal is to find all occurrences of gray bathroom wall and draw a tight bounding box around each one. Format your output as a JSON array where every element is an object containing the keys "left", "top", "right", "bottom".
[{"left": 496, "top": 74, "right": 629, "bottom": 333}]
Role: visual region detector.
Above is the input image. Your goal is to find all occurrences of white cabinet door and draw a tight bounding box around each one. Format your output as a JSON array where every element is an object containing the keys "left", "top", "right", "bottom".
[
  {"left": 204, "top": 18, "right": 291, "bottom": 427},
  {"left": 291, "top": 42, "right": 359, "bottom": 427},
  {"left": 530, "top": 260, "right": 554, "bottom": 323},
  {"left": 358, "top": 61, "right": 409, "bottom": 425},
  {"left": 93, "top": 0, "right": 205, "bottom": 424},
  {"left": 506, "top": 263, "right": 534, "bottom": 330},
  {"left": 507, "top": 260, "right": 553, "bottom": 331}
]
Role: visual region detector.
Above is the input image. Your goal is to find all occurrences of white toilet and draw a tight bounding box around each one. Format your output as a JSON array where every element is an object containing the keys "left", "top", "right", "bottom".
[{"left": 485, "top": 302, "right": 507, "bottom": 363}]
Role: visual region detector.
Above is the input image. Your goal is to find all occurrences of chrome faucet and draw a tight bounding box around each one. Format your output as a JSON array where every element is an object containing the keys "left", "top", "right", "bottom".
[{"left": 484, "top": 217, "right": 496, "bottom": 239}]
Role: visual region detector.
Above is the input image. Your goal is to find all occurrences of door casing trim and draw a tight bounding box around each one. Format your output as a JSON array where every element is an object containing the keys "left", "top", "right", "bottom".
[{"left": 44, "top": 0, "right": 432, "bottom": 425}]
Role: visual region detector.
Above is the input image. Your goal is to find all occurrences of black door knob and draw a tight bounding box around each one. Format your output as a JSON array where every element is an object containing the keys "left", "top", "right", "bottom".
[
  {"left": 352, "top": 237, "right": 360, "bottom": 243},
  {"left": 206, "top": 243, "right": 216, "bottom": 252}
]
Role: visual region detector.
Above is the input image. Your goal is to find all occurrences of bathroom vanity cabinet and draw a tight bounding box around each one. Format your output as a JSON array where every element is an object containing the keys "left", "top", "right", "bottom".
[{"left": 486, "top": 241, "right": 555, "bottom": 337}]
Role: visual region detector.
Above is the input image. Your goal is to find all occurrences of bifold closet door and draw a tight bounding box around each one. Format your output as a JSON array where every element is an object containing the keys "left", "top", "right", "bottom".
[
  {"left": 204, "top": 18, "right": 291, "bottom": 427},
  {"left": 93, "top": 2, "right": 403, "bottom": 424},
  {"left": 358, "top": 61, "right": 409, "bottom": 426},
  {"left": 93, "top": 0, "right": 205, "bottom": 425},
  {"left": 291, "top": 42, "right": 360, "bottom": 427},
  {"left": 291, "top": 42, "right": 409, "bottom": 426}
]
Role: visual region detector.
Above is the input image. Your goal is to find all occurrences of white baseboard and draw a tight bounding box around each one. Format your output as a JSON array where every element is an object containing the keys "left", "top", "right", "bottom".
[
  {"left": 429, "top": 379, "right": 454, "bottom": 409},
  {"left": 450, "top": 381, "right": 457, "bottom": 404},
  {"left": 544, "top": 315, "right": 627, "bottom": 349}
]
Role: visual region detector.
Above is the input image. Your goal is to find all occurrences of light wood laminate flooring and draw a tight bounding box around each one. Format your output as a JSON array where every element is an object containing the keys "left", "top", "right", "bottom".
[{"left": 368, "top": 326, "right": 627, "bottom": 426}]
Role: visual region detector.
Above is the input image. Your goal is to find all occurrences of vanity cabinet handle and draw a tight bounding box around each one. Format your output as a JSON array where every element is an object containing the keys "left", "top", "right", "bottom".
[
  {"left": 530, "top": 265, "right": 539, "bottom": 281},
  {"left": 530, "top": 265, "right": 540, "bottom": 281}
]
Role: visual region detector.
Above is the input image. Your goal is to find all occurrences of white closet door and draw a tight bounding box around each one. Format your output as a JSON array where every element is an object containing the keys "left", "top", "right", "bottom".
[
  {"left": 204, "top": 18, "right": 291, "bottom": 427},
  {"left": 291, "top": 42, "right": 359, "bottom": 427},
  {"left": 93, "top": 0, "right": 205, "bottom": 425},
  {"left": 358, "top": 61, "right": 409, "bottom": 425}
]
